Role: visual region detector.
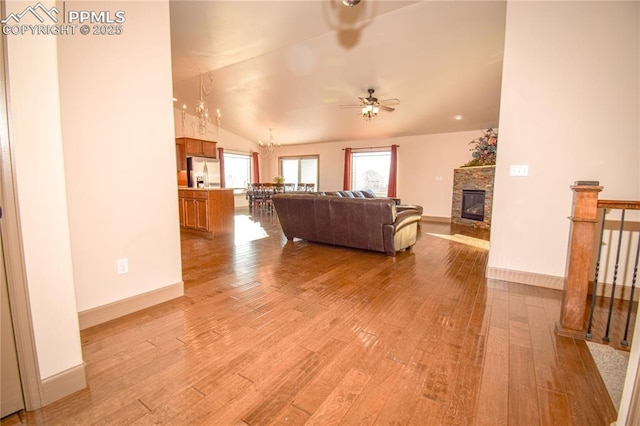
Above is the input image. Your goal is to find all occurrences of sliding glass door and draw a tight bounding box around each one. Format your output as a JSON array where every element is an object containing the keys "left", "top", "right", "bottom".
[{"left": 280, "top": 156, "right": 318, "bottom": 187}]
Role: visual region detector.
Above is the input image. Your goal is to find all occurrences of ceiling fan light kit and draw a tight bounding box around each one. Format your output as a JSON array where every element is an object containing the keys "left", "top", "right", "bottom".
[
  {"left": 341, "top": 88, "right": 398, "bottom": 122},
  {"left": 362, "top": 104, "right": 379, "bottom": 121},
  {"left": 341, "top": 0, "right": 361, "bottom": 8}
]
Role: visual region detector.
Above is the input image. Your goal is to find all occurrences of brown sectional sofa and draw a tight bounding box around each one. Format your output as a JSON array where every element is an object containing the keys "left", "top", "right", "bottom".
[{"left": 271, "top": 193, "right": 422, "bottom": 256}]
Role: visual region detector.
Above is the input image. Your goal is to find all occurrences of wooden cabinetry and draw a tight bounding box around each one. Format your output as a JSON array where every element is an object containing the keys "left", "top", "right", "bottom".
[
  {"left": 176, "top": 137, "right": 217, "bottom": 158},
  {"left": 178, "top": 189, "right": 234, "bottom": 236},
  {"left": 175, "top": 139, "right": 187, "bottom": 171},
  {"left": 181, "top": 191, "right": 209, "bottom": 231},
  {"left": 201, "top": 141, "right": 217, "bottom": 157}
]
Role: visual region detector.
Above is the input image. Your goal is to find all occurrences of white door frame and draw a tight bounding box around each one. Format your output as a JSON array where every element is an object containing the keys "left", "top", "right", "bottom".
[{"left": 0, "top": 27, "right": 44, "bottom": 411}]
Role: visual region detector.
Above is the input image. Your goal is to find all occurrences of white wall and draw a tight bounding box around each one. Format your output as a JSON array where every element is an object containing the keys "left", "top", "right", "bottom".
[
  {"left": 268, "top": 130, "right": 483, "bottom": 218},
  {"left": 57, "top": 1, "right": 182, "bottom": 312},
  {"left": 4, "top": 2, "right": 83, "bottom": 380},
  {"left": 488, "top": 1, "right": 639, "bottom": 281}
]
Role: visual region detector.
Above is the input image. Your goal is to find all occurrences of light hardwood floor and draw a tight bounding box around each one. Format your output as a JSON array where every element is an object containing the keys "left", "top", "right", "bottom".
[{"left": 3, "top": 209, "right": 620, "bottom": 425}]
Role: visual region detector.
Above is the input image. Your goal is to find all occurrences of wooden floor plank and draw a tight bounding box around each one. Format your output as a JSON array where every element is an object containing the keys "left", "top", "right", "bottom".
[
  {"left": 374, "top": 351, "right": 429, "bottom": 425},
  {"left": 440, "top": 361, "right": 482, "bottom": 425},
  {"left": 290, "top": 330, "right": 375, "bottom": 414},
  {"left": 339, "top": 357, "right": 404, "bottom": 424},
  {"left": 508, "top": 344, "right": 540, "bottom": 425},
  {"left": 305, "top": 368, "right": 370, "bottom": 425},
  {"left": 475, "top": 353, "right": 509, "bottom": 426},
  {"left": 537, "top": 386, "right": 572, "bottom": 426}
]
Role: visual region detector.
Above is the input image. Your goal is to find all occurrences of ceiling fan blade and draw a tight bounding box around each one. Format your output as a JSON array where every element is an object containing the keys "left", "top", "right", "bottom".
[
  {"left": 339, "top": 104, "right": 362, "bottom": 109},
  {"left": 357, "top": 97, "right": 368, "bottom": 103},
  {"left": 379, "top": 105, "right": 395, "bottom": 112},
  {"left": 380, "top": 98, "right": 400, "bottom": 105}
]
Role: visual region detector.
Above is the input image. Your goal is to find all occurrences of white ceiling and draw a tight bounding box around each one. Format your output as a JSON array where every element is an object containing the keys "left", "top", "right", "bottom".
[{"left": 170, "top": 0, "right": 506, "bottom": 145}]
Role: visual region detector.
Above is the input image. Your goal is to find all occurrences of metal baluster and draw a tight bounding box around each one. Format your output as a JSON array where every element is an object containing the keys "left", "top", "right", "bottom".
[
  {"left": 586, "top": 210, "right": 607, "bottom": 339},
  {"left": 621, "top": 232, "right": 640, "bottom": 346},
  {"left": 603, "top": 209, "right": 626, "bottom": 342}
]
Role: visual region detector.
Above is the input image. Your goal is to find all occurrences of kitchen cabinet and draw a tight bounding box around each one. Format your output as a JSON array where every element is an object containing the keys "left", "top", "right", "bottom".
[
  {"left": 201, "top": 141, "right": 217, "bottom": 157},
  {"left": 176, "top": 137, "right": 217, "bottom": 158},
  {"left": 178, "top": 189, "right": 234, "bottom": 236},
  {"left": 180, "top": 190, "right": 209, "bottom": 231},
  {"left": 175, "top": 139, "right": 187, "bottom": 171}
]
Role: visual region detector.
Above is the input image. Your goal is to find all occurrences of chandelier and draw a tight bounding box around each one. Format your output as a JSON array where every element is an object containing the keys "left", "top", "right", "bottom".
[
  {"left": 195, "top": 74, "right": 212, "bottom": 136},
  {"left": 362, "top": 103, "right": 380, "bottom": 121},
  {"left": 258, "top": 128, "right": 282, "bottom": 158}
]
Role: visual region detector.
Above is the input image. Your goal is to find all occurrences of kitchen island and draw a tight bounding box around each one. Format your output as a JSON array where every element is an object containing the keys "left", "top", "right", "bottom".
[{"left": 178, "top": 188, "right": 234, "bottom": 236}]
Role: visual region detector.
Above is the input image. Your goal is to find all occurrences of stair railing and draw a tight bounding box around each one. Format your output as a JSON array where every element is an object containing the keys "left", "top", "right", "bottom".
[
  {"left": 556, "top": 181, "right": 640, "bottom": 343},
  {"left": 586, "top": 199, "right": 640, "bottom": 345}
]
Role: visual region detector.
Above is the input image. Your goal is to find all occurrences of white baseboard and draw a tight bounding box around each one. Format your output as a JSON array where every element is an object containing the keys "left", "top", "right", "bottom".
[
  {"left": 41, "top": 362, "right": 87, "bottom": 406},
  {"left": 486, "top": 266, "right": 565, "bottom": 290},
  {"left": 78, "top": 281, "right": 184, "bottom": 330},
  {"left": 486, "top": 267, "right": 640, "bottom": 301}
]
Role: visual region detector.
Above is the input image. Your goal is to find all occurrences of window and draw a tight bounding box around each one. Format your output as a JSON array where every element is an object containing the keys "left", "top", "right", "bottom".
[
  {"left": 223, "top": 152, "right": 251, "bottom": 189},
  {"left": 351, "top": 151, "right": 391, "bottom": 196},
  {"left": 279, "top": 156, "right": 319, "bottom": 187}
]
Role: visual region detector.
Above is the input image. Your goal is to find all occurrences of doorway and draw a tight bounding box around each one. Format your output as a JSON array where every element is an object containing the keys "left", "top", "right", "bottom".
[{"left": 1, "top": 232, "right": 24, "bottom": 417}]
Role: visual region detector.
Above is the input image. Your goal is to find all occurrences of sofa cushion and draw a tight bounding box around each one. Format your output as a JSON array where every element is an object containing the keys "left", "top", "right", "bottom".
[{"left": 359, "top": 189, "right": 377, "bottom": 198}]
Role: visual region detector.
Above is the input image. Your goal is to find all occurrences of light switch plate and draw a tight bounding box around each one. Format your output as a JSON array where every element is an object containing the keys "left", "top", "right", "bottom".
[{"left": 510, "top": 165, "right": 529, "bottom": 177}]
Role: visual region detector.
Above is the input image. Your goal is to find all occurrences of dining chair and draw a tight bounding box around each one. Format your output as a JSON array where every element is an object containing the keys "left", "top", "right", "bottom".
[
  {"left": 261, "top": 183, "right": 275, "bottom": 210},
  {"left": 249, "top": 183, "right": 264, "bottom": 210}
]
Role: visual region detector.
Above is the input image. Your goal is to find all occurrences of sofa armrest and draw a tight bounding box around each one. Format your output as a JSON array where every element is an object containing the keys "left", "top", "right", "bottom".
[
  {"left": 393, "top": 209, "right": 422, "bottom": 233},
  {"left": 396, "top": 204, "right": 423, "bottom": 216},
  {"left": 382, "top": 210, "right": 422, "bottom": 256}
]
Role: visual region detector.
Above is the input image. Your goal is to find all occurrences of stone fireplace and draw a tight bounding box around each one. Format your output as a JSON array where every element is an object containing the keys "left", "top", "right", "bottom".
[{"left": 452, "top": 165, "right": 495, "bottom": 229}]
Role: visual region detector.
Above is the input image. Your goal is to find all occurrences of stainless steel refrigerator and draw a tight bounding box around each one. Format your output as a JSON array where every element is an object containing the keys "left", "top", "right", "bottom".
[{"left": 187, "top": 157, "right": 221, "bottom": 188}]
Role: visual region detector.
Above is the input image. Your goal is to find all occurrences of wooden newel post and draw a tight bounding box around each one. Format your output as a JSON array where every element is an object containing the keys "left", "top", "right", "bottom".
[{"left": 555, "top": 182, "right": 603, "bottom": 338}]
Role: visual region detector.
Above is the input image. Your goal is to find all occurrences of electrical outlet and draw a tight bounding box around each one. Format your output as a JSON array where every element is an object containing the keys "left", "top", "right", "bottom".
[
  {"left": 117, "top": 258, "right": 129, "bottom": 275},
  {"left": 435, "top": 176, "right": 444, "bottom": 181}
]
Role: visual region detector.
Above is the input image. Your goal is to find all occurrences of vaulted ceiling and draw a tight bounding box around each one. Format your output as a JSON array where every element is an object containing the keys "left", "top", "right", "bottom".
[{"left": 169, "top": 1, "right": 506, "bottom": 145}]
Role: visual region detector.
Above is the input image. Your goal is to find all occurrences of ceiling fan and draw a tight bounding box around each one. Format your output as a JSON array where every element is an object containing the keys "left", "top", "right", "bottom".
[{"left": 340, "top": 88, "right": 400, "bottom": 120}]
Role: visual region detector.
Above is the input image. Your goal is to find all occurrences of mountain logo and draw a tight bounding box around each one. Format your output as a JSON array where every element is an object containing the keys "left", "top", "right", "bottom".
[{"left": 1, "top": 2, "right": 59, "bottom": 24}]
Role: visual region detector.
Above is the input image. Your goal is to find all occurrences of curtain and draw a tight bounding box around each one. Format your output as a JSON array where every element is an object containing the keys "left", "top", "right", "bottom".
[
  {"left": 252, "top": 152, "right": 260, "bottom": 183},
  {"left": 387, "top": 144, "right": 398, "bottom": 198},
  {"left": 343, "top": 148, "right": 352, "bottom": 190},
  {"left": 218, "top": 147, "right": 225, "bottom": 188}
]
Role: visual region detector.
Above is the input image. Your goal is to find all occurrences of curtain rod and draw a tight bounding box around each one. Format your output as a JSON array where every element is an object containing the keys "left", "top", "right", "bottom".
[{"left": 342, "top": 145, "right": 398, "bottom": 151}]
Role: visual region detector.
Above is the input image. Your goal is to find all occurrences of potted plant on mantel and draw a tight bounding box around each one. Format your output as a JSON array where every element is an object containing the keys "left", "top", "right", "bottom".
[{"left": 460, "top": 128, "right": 498, "bottom": 167}]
